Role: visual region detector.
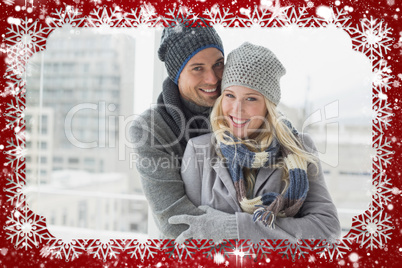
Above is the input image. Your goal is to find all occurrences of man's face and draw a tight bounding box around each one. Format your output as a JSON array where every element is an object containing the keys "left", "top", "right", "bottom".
[{"left": 177, "top": 47, "right": 224, "bottom": 107}]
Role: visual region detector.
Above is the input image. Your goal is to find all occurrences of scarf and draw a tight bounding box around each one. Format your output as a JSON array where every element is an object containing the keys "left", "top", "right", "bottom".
[
  {"left": 156, "top": 78, "right": 211, "bottom": 151},
  {"left": 219, "top": 124, "right": 309, "bottom": 228}
]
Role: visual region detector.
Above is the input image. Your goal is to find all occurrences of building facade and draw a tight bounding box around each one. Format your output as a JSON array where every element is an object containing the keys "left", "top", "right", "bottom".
[{"left": 25, "top": 27, "right": 148, "bottom": 236}]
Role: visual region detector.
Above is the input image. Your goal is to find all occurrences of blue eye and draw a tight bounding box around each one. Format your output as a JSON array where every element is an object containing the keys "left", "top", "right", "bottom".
[
  {"left": 214, "top": 61, "right": 224, "bottom": 68},
  {"left": 193, "top": 67, "right": 202, "bottom": 71},
  {"left": 225, "top": 93, "right": 235, "bottom": 98},
  {"left": 247, "top": 97, "right": 257, "bottom": 101}
]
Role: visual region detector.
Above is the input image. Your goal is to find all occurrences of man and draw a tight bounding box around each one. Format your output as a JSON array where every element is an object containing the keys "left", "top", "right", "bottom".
[{"left": 130, "top": 22, "right": 225, "bottom": 238}]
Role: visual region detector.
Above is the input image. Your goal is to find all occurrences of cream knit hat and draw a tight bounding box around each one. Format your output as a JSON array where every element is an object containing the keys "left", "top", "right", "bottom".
[{"left": 221, "top": 42, "right": 286, "bottom": 105}]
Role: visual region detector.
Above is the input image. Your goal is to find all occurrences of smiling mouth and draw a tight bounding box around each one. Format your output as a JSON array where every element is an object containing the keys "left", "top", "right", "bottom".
[
  {"left": 199, "top": 87, "right": 217, "bottom": 93},
  {"left": 230, "top": 116, "right": 250, "bottom": 127}
]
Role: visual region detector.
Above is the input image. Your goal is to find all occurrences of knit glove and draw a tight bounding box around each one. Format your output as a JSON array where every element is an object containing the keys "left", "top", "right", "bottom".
[{"left": 168, "top": 205, "right": 238, "bottom": 244}]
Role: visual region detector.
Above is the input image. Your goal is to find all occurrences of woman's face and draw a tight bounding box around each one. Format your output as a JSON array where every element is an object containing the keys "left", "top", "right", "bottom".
[{"left": 221, "top": 86, "right": 268, "bottom": 139}]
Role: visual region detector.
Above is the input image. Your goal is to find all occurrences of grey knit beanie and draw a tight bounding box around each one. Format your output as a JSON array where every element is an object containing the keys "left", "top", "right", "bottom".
[
  {"left": 158, "top": 23, "right": 224, "bottom": 84},
  {"left": 221, "top": 42, "right": 286, "bottom": 105}
]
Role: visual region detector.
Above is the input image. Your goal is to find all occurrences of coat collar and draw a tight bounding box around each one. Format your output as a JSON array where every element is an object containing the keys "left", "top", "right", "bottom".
[{"left": 254, "top": 167, "right": 277, "bottom": 195}]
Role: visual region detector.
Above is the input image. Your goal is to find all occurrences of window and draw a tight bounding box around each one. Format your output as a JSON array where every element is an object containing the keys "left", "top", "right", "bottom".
[
  {"left": 62, "top": 209, "right": 67, "bottom": 225},
  {"left": 40, "top": 126, "right": 47, "bottom": 135},
  {"left": 62, "top": 63, "right": 75, "bottom": 73},
  {"left": 130, "top": 223, "right": 138, "bottom": 231},
  {"left": 41, "top": 115, "right": 48, "bottom": 124},
  {"left": 40, "top": 157, "right": 47, "bottom": 164},
  {"left": 84, "top": 158, "right": 95, "bottom": 165},
  {"left": 64, "top": 89, "right": 73, "bottom": 98},
  {"left": 40, "top": 141, "right": 47, "bottom": 149},
  {"left": 83, "top": 63, "right": 90, "bottom": 72},
  {"left": 68, "top": 158, "right": 79, "bottom": 164},
  {"left": 111, "top": 91, "right": 119, "bottom": 98},
  {"left": 78, "top": 201, "right": 87, "bottom": 228},
  {"left": 53, "top": 63, "right": 59, "bottom": 73},
  {"left": 339, "top": 171, "right": 371, "bottom": 176},
  {"left": 53, "top": 156, "right": 63, "bottom": 163}
]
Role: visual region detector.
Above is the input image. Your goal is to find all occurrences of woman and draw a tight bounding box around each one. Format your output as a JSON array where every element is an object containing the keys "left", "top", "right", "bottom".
[{"left": 169, "top": 42, "right": 341, "bottom": 243}]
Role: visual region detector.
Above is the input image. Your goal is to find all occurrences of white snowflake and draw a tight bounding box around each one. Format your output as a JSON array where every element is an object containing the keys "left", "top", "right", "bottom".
[
  {"left": 314, "top": 239, "right": 351, "bottom": 260},
  {"left": 372, "top": 98, "right": 393, "bottom": 134},
  {"left": 39, "top": 7, "right": 48, "bottom": 18},
  {"left": 5, "top": 20, "right": 50, "bottom": 77},
  {"left": 5, "top": 18, "right": 50, "bottom": 79},
  {"left": 277, "top": 6, "right": 311, "bottom": 27},
  {"left": 125, "top": 239, "right": 162, "bottom": 260},
  {"left": 86, "top": 7, "right": 125, "bottom": 28},
  {"left": 46, "top": 7, "right": 85, "bottom": 28},
  {"left": 5, "top": 96, "right": 25, "bottom": 129},
  {"left": 275, "top": 239, "right": 313, "bottom": 261},
  {"left": 47, "top": 238, "right": 87, "bottom": 261},
  {"left": 203, "top": 239, "right": 240, "bottom": 260},
  {"left": 5, "top": 171, "right": 26, "bottom": 208},
  {"left": 5, "top": 18, "right": 49, "bottom": 52},
  {"left": 372, "top": 135, "right": 393, "bottom": 171},
  {"left": 158, "top": 6, "right": 199, "bottom": 27},
  {"left": 345, "top": 206, "right": 393, "bottom": 250},
  {"left": 202, "top": 6, "right": 238, "bottom": 27},
  {"left": 4, "top": 137, "right": 26, "bottom": 169},
  {"left": 348, "top": 16, "right": 393, "bottom": 64},
  {"left": 125, "top": 6, "right": 159, "bottom": 27},
  {"left": 370, "top": 60, "right": 394, "bottom": 135},
  {"left": 164, "top": 239, "right": 211, "bottom": 260},
  {"left": 5, "top": 206, "right": 50, "bottom": 250},
  {"left": 2, "top": 72, "right": 25, "bottom": 99},
  {"left": 373, "top": 60, "right": 393, "bottom": 93},
  {"left": 371, "top": 173, "right": 393, "bottom": 208},
  {"left": 263, "top": 0, "right": 292, "bottom": 25},
  {"left": 246, "top": 240, "right": 275, "bottom": 261},
  {"left": 5, "top": 45, "right": 32, "bottom": 77},
  {"left": 86, "top": 239, "right": 125, "bottom": 261},
  {"left": 314, "top": 7, "right": 351, "bottom": 28}
]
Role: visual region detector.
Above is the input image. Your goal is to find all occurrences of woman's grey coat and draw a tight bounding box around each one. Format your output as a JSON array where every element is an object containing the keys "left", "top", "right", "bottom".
[{"left": 181, "top": 133, "right": 342, "bottom": 242}]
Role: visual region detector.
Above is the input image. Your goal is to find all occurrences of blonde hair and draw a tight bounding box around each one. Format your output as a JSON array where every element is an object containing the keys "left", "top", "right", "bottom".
[{"left": 210, "top": 94, "right": 318, "bottom": 196}]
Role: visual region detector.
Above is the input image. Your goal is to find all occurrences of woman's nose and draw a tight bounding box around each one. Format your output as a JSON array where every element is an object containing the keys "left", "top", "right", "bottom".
[{"left": 232, "top": 100, "right": 244, "bottom": 115}]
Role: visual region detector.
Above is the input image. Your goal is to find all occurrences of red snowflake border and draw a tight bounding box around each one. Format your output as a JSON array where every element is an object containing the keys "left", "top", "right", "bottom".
[{"left": 2, "top": 4, "right": 396, "bottom": 262}]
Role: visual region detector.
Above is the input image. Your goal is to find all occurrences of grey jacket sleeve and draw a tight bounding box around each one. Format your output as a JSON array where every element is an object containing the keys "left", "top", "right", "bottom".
[
  {"left": 129, "top": 110, "right": 204, "bottom": 238},
  {"left": 236, "top": 134, "right": 341, "bottom": 243}
]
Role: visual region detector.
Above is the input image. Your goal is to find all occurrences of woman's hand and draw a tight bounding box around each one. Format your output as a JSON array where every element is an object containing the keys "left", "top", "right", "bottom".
[{"left": 168, "top": 205, "right": 238, "bottom": 244}]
